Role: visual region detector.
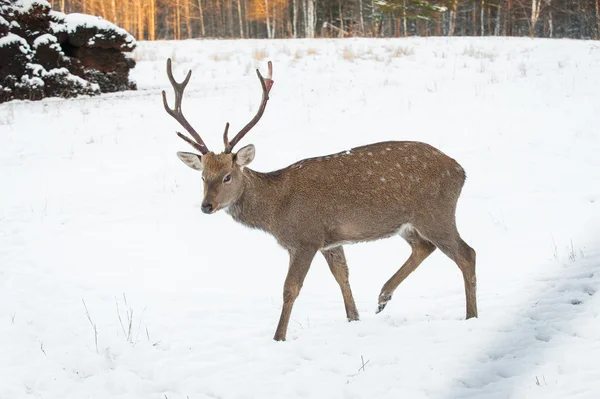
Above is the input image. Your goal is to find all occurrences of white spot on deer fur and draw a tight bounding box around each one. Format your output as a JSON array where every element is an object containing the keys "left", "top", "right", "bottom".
[
  {"left": 367, "top": 152, "right": 373, "bottom": 156},
  {"left": 375, "top": 161, "right": 380, "bottom": 165},
  {"left": 345, "top": 150, "right": 352, "bottom": 155},
  {"left": 411, "top": 155, "right": 417, "bottom": 161},
  {"left": 367, "top": 170, "right": 374, "bottom": 175},
  {"left": 380, "top": 177, "right": 386, "bottom": 182},
  {"left": 386, "top": 147, "right": 391, "bottom": 151},
  {"left": 395, "top": 163, "right": 402, "bottom": 169}
]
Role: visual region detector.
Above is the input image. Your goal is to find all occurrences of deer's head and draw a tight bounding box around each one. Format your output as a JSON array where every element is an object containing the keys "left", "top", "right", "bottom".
[{"left": 162, "top": 59, "right": 273, "bottom": 214}]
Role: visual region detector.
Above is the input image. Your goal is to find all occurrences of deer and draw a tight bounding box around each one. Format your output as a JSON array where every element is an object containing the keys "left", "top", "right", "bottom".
[{"left": 162, "top": 59, "right": 477, "bottom": 342}]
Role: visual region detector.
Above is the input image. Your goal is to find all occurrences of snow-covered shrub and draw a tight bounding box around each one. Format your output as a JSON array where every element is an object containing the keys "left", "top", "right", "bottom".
[{"left": 0, "top": 0, "right": 136, "bottom": 103}]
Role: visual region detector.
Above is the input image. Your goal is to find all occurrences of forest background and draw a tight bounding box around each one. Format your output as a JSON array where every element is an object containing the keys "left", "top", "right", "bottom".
[{"left": 48, "top": 0, "right": 600, "bottom": 41}]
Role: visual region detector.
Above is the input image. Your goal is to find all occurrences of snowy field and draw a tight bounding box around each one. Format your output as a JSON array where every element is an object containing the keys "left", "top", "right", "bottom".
[{"left": 1, "top": 37, "right": 600, "bottom": 398}]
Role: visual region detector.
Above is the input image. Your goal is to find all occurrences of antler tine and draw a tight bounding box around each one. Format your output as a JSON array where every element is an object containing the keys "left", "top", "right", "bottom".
[
  {"left": 224, "top": 61, "right": 274, "bottom": 153},
  {"left": 222, "top": 122, "right": 230, "bottom": 148},
  {"left": 162, "top": 58, "right": 210, "bottom": 155}
]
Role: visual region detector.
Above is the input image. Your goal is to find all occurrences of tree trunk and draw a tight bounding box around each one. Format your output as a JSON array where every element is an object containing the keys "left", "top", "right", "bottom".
[
  {"left": 198, "top": 0, "right": 206, "bottom": 37},
  {"left": 237, "top": 0, "right": 244, "bottom": 38},
  {"left": 507, "top": 0, "right": 512, "bottom": 36},
  {"left": 176, "top": 0, "right": 181, "bottom": 40},
  {"left": 596, "top": 0, "right": 600, "bottom": 39},
  {"left": 530, "top": 0, "right": 542, "bottom": 37},
  {"left": 137, "top": 1, "right": 143, "bottom": 39},
  {"left": 495, "top": 2, "right": 501, "bottom": 36},
  {"left": 184, "top": 0, "right": 192, "bottom": 38},
  {"left": 244, "top": 0, "right": 250, "bottom": 38},
  {"left": 226, "top": 0, "right": 234, "bottom": 38},
  {"left": 338, "top": 1, "right": 344, "bottom": 37},
  {"left": 480, "top": 0, "right": 485, "bottom": 36},
  {"left": 449, "top": 0, "right": 458, "bottom": 36},
  {"left": 307, "top": 0, "right": 315, "bottom": 38},
  {"left": 110, "top": 0, "right": 117, "bottom": 24},
  {"left": 99, "top": 0, "right": 106, "bottom": 22},
  {"left": 292, "top": 0, "right": 298, "bottom": 37},
  {"left": 402, "top": 0, "right": 407, "bottom": 37},
  {"left": 149, "top": 0, "right": 155, "bottom": 40},
  {"left": 472, "top": 1, "right": 477, "bottom": 35},
  {"left": 265, "top": 0, "right": 272, "bottom": 38},
  {"left": 358, "top": 0, "right": 365, "bottom": 35}
]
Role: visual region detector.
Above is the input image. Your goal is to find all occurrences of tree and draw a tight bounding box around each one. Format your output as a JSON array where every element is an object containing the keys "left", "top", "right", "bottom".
[{"left": 43, "top": 0, "right": 599, "bottom": 39}]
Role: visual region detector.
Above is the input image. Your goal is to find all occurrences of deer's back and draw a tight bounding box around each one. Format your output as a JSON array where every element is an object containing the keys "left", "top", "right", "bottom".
[{"left": 256, "top": 141, "right": 466, "bottom": 249}]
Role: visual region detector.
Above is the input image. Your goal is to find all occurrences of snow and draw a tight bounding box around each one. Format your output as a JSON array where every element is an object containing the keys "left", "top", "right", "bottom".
[
  {"left": 1, "top": 37, "right": 600, "bottom": 398},
  {"left": 32, "top": 32, "right": 57, "bottom": 48},
  {"left": 13, "top": 0, "right": 51, "bottom": 12},
  {"left": 19, "top": 73, "right": 44, "bottom": 87},
  {"left": 0, "top": 32, "right": 28, "bottom": 48},
  {"left": 23, "top": 63, "right": 98, "bottom": 92},
  {"left": 63, "top": 12, "right": 135, "bottom": 48}
]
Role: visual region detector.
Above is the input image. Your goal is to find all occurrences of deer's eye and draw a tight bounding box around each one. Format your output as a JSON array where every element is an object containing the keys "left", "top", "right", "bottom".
[{"left": 223, "top": 174, "right": 232, "bottom": 183}]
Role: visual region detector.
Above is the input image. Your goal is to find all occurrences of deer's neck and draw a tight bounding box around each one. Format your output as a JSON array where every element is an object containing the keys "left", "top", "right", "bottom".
[{"left": 226, "top": 168, "right": 281, "bottom": 234}]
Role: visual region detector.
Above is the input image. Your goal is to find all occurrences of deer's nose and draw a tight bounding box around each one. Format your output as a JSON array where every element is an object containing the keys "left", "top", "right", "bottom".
[{"left": 201, "top": 203, "right": 213, "bottom": 214}]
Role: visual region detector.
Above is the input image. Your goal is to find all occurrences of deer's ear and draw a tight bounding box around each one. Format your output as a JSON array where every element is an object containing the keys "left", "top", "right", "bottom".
[
  {"left": 177, "top": 152, "right": 203, "bottom": 171},
  {"left": 235, "top": 144, "right": 255, "bottom": 167}
]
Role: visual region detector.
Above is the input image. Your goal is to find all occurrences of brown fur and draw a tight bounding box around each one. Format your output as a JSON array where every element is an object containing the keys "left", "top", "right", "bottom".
[{"left": 183, "top": 140, "right": 477, "bottom": 341}]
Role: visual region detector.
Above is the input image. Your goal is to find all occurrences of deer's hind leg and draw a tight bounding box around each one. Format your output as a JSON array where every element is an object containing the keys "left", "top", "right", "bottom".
[
  {"left": 321, "top": 246, "right": 359, "bottom": 321},
  {"left": 419, "top": 225, "right": 477, "bottom": 320},
  {"left": 377, "top": 226, "right": 436, "bottom": 313}
]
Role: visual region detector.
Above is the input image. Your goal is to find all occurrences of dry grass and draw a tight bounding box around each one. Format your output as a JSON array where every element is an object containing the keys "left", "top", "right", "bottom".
[
  {"left": 518, "top": 62, "right": 528, "bottom": 77},
  {"left": 306, "top": 47, "right": 318, "bottom": 56},
  {"left": 279, "top": 46, "right": 292, "bottom": 56},
  {"left": 132, "top": 46, "right": 158, "bottom": 62},
  {"left": 342, "top": 46, "right": 356, "bottom": 61},
  {"left": 212, "top": 52, "right": 232, "bottom": 62},
  {"left": 462, "top": 45, "right": 496, "bottom": 61},
  {"left": 387, "top": 45, "right": 414, "bottom": 58},
  {"left": 253, "top": 48, "right": 269, "bottom": 61}
]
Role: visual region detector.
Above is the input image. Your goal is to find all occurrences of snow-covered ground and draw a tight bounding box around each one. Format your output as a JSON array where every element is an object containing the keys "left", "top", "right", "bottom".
[{"left": 1, "top": 37, "right": 600, "bottom": 399}]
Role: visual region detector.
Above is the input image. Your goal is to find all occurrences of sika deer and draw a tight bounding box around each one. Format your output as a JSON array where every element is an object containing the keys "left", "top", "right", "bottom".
[{"left": 162, "top": 59, "right": 477, "bottom": 341}]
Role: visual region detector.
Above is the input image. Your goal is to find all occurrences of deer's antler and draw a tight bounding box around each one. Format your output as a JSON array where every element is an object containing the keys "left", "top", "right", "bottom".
[
  {"left": 162, "top": 58, "right": 210, "bottom": 155},
  {"left": 223, "top": 61, "right": 274, "bottom": 153}
]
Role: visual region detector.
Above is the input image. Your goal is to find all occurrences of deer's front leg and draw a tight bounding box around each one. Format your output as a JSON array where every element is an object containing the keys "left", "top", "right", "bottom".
[{"left": 273, "top": 247, "right": 317, "bottom": 341}]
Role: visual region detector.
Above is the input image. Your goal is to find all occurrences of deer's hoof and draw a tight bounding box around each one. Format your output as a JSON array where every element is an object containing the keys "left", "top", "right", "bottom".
[
  {"left": 273, "top": 334, "right": 286, "bottom": 342},
  {"left": 377, "top": 293, "right": 392, "bottom": 314}
]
